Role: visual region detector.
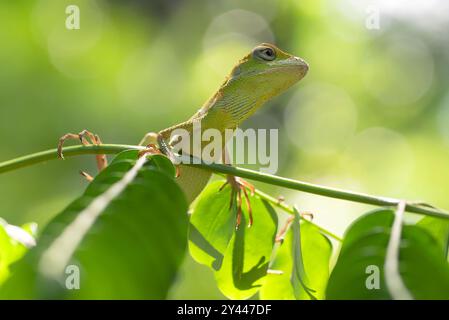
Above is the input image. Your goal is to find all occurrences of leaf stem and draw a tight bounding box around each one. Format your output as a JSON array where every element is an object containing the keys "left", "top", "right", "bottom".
[
  {"left": 1, "top": 144, "right": 449, "bottom": 221},
  {"left": 253, "top": 189, "right": 343, "bottom": 242}
]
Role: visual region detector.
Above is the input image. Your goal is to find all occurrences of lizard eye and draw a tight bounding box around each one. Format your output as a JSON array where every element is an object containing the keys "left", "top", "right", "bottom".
[{"left": 253, "top": 46, "right": 276, "bottom": 61}]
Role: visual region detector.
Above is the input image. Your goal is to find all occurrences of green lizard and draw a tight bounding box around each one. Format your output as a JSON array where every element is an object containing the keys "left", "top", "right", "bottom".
[{"left": 58, "top": 43, "right": 308, "bottom": 225}]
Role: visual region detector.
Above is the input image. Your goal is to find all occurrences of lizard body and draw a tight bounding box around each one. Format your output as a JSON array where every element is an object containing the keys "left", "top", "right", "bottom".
[{"left": 153, "top": 43, "right": 309, "bottom": 203}]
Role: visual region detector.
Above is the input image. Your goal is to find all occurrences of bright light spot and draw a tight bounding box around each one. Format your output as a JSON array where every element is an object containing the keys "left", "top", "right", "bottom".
[
  {"left": 284, "top": 83, "right": 358, "bottom": 156},
  {"left": 192, "top": 41, "right": 250, "bottom": 92},
  {"left": 203, "top": 9, "right": 275, "bottom": 52},
  {"left": 362, "top": 36, "right": 434, "bottom": 108},
  {"left": 32, "top": 0, "right": 105, "bottom": 78},
  {"left": 116, "top": 40, "right": 185, "bottom": 116},
  {"left": 289, "top": 177, "right": 368, "bottom": 237},
  {"left": 206, "top": 1, "right": 279, "bottom": 22},
  {"left": 436, "top": 93, "right": 449, "bottom": 147},
  {"left": 339, "top": 0, "right": 449, "bottom": 35},
  {"left": 340, "top": 127, "right": 415, "bottom": 195},
  {"left": 326, "top": 1, "right": 378, "bottom": 42}
]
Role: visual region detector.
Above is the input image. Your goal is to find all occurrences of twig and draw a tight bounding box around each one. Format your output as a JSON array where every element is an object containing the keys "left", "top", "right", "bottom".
[{"left": 1, "top": 144, "right": 448, "bottom": 220}]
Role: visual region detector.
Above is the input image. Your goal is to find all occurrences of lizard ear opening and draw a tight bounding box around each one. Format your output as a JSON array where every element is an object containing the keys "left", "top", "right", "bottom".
[{"left": 253, "top": 46, "right": 276, "bottom": 62}]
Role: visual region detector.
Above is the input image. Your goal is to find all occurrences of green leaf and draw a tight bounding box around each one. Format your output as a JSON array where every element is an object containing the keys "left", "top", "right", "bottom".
[
  {"left": 0, "top": 225, "right": 14, "bottom": 284},
  {"left": 0, "top": 150, "right": 188, "bottom": 299},
  {"left": 260, "top": 218, "right": 332, "bottom": 300},
  {"left": 189, "top": 181, "right": 237, "bottom": 270},
  {"left": 0, "top": 221, "right": 37, "bottom": 285},
  {"left": 326, "top": 209, "right": 449, "bottom": 299},
  {"left": 327, "top": 209, "right": 392, "bottom": 299},
  {"left": 189, "top": 181, "right": 278, "bottom": 299},
  {"left": 290, "top": 213, "right": 315, "bottom": 299},
  {"left": 399, "top": 225, "right": 449, "bottom": 299},
  {"left": 417, "top": 216, "right": 449, "bottom": 257}
]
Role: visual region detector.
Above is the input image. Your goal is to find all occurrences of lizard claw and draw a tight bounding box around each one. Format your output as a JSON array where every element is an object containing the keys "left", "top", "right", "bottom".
[
  {"left": 300, "top": 211, "right": 314, "bottom": 220},
  {"left": 138, "top": 143, "right": 162, "bottom": 158},
  {"left": 57, "top": 129, "right": 108, "bottom": 172},
  {"left": 275, "top": 209, "right": 314, "bottom": 243},
  {"left": 79, "top": 170, "right": 94, "bottom": 182},
  {"left": 220, "top": 176, "right": 255, "bottom": 229},
  {"left": 275, "top": 215, "right": 294, "bottom": 243}
]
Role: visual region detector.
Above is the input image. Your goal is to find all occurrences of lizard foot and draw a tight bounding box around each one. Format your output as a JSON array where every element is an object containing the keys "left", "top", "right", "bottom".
[
  {"left": 220, "top": 175, "right": 255, "bottom": 229},
  {"left": 57, "top": 129, "right": 108, "bottom": 171},
  {"left": 137, "top": 143, "right": 163, "bottom": 158},
  {"left": 138, "top": 132, "right": 181, "bottom": 177},
  {"left": 275, "top": 210, "right": 315, "bottom": 243}
]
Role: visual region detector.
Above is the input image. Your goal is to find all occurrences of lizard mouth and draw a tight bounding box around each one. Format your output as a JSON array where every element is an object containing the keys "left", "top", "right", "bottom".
[
  {"left": 264, "top": 57, "right": 309, "bottom": 77},
  {"left": 281, "top": 56, "right": 309, "bottom": 74}
]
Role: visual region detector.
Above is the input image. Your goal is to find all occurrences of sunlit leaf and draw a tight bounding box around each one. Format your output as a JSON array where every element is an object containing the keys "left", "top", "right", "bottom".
[
  {"left": 213, "top": 188, "right": 277, "bottom": 299},
  {"left": 400, "top": 225, "right": 449, "bottom": 298},
  {"left": 417, "top": 216, "right": 449, "bottom": 257},
  {"left": 0, "top": 220, "right": 36, "bottom": 285},
  {"left": 189, "top": 181, "right": 237, "bottom": 271},
  {"left": 0, "top": 225, "right": 13, "bottom": 284},
  {"left": 260, "top": 217, "right": 332, "bottom": 300},
  {"left": 189, "top": 181, "right": 278, "bottom": 299}
]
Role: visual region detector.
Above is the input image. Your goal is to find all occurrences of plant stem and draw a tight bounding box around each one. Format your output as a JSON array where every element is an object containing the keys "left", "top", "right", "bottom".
[
  {"left": 192, "top": 162, "right": 449, "bottom": 220},
  {"left": 1, "top": 144, "right": 449, "bottom": 220},
  {"left": 0, "top": 144, "right": 143, "bottom": 174},
  {"left": 253, "top": 189, "right": 343, "bottom": 242}
]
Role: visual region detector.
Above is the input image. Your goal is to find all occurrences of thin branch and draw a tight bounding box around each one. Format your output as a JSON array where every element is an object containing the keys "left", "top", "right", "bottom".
[
  {"left": 0, "top": 144, "right": 144, "bottom": 174},
  {"left": 1, "top": 144, "right": 449, "bottom": 220},
  {"left": 190, "top": 161, "right": 449, "bottom": 220}
]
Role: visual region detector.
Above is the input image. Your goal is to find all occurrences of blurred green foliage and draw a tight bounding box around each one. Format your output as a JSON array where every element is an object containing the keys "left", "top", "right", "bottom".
[{"left": 1, "top": 0, "right": 449, "bottom": 298}]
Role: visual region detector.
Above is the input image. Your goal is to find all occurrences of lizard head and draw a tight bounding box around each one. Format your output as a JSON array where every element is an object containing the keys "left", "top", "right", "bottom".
[
  {"left": 228, "top": 43, "right": 309, "bottom": 100},
  {"left": 194, "top": 43, "right": 309, "bottom": 130}
]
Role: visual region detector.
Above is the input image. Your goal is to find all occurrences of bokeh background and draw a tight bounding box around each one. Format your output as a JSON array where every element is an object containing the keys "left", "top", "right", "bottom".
[{"left": 1, "top": 0, "right": 449, "bottom": 298}]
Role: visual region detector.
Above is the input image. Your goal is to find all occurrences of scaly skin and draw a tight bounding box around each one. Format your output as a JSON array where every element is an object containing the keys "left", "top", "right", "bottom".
[{"left": 159, "top": 43, "right": 309, "bottom": 203}]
